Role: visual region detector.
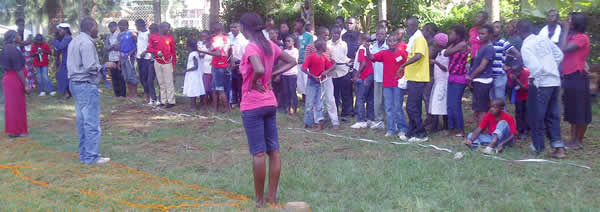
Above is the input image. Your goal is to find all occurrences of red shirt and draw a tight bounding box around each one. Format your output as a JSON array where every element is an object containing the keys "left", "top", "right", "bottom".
[
  {"left": 357, "top": 48, "right": 373, "bottom": 80},
  {"left": 210, "top": 34, "right": 230, "bottom": 68},
  {"left": 146, "top": 33, "right": 177, "bottom": 65},
  {"left": 507, "top": 68, "right": 530, "bottom": 101},
  {"left": 396, "top": 42, "right": 407, "bottom": 52},
  {"left": 30, "top": 42, "right": 51, "bottom": 67},
  {"left": 371, "top": 49, "right": 408, "bottom": 87},
  {"left": 479, "top": 111, "right": 518, "bottom": 135},
  {"left": 469, "top": 27, "right": 482, "bottom": 60},
  {"left": 302, "top": 52, "right": 333, "bottom": 81},
  {"left": 561, "top": 33, "right": 590, "bottom": 75}
]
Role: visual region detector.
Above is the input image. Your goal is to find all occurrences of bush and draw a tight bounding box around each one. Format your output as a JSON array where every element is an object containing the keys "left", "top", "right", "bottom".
[{"left": 172, "top": 27, "right": 201, "bottom": 69}]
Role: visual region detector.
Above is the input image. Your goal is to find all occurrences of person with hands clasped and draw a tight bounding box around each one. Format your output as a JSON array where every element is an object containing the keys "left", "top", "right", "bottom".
[
  {"left": 465, "top": 24, "right": 495, "bottom": 125},
  {"left": 301, "top": 39, "right": 337, "bottom": 130}
]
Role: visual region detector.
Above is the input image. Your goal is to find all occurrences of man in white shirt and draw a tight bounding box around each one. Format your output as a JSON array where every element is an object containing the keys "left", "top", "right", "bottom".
[
  {"left": 538, "top": 9, "right": 561, "bottom": 44},
  {"left": 328, "top": 26, "right": 353, "bottom": 122},
  {"left": 368, "top": 27, "right": 388, "bottom": 129},
  {"left": 229, "top": 22, "right": 249, "bottom": 105},
  {"left": 517, "top": 19, "right": 566, "bottom": 158},
  {"left": 262, "top": 18, "right": 275, "bottom": 40},
  {"left": 135, "top": 19, "right": 157, "bottom": 105}
]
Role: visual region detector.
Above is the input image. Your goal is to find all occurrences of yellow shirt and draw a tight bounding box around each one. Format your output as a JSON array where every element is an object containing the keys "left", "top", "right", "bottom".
[{"left": 404, "top": 35, "right": 430, "bottom": 82}]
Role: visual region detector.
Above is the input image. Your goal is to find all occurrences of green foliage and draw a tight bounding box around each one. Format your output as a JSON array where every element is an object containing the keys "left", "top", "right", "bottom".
[{"left": 172, "top": 27, "right": 201, "bottom": 68}]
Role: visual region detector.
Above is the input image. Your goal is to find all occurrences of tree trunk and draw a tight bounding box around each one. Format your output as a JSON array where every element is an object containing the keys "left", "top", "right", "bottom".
[
  {"left": 304, "top": 0, "right": 314, "bottom": 25},
  {"left": 378, "top": 0, "right": 387, "bottom": 21},
  {"left": 209, "top": 0, "right": 220, "bottom": 26},
  {"left": 15, "top": 0, "right": 25, "bottom": 22},
  {"left": 47, "top": 0, "right": 64, "bottom": 36},
  {"left": 486, "top": 0, "right": 500, "bottom": 22},
  {"left": 153, "top": 0, "right": 161, "bottom": 24},
  {"left": 78, "top": 0, "right": 87, "bottom": 21}
]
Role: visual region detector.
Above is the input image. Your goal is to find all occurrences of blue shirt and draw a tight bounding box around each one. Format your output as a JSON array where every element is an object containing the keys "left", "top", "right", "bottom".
[
  {"left": 469, "top": 44, "right": 495, "bottom": 79},
  {"left": 119, "top": 31, "right": 136, "bottom": 54},
  {"left": 298, "top": 32, "right": 314, "bottom": 64},
  {"left": 369, "top": 41, "right": 388, "bottom": 82},
  {"left": 492, "top": 37, "right": 514, "bottom": 75}
]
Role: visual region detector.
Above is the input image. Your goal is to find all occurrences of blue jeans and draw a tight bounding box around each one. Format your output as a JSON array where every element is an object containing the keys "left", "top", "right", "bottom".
[
  {"left": 447, "top": 82, "right": 466, "bottom": 131},
  {"left": 490, "top": 73, "right": 507, "bottom": 100},
  {"left": 35, "top": 66, "right": 54, "bottom": 92},
  {"left": 281, "top": 75, "right": 298, "bottom": 109},
  {"left": 120, "top": 55, "right": 138, "bottom": 85},
  {"left": 304, "top": 79, "right": 324, "bottom": 125},
  {"left": 356, "top": 75, "right": 375, "bottom": 122},
  {"left": 467, "top": 120, "right": 514, "bottom": 149},
  {"left": 529, "top": 86, "right": 564, "bottom": 153},
  {"left": 242, "top": 106, "right": 279, "bottom": 155},
  {"left": 70, "top": 81, "right": 102, "bottom": 165},
  {"left": 383, "top": 86, "right": 408, "bottom": 134}
]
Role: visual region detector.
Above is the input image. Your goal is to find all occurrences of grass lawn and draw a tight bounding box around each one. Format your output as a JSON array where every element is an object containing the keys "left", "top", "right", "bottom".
[{"left": 1, "top": 79, "right": 599, "bottom": 211}]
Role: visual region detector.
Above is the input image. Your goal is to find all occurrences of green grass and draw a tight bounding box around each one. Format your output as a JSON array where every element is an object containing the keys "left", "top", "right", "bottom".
[{"left": 1, "top": 82, "right": 599, "bottom": 211}]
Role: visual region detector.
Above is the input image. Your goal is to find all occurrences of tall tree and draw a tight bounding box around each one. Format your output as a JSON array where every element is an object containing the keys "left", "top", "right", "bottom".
[
  {"left": 153, "top": 0, "right": 161, "bottom": 24},
  {"left": 486, "top": 0, "right": 500, "bottom": 22},
  {"left": 378, "top": 0, "right": 386, "bottom": 21},
  {"left": 78, "top": 0, "right": 87, "bottom": 21},
  {"left": 16, "top": 0, "right": 25, "bottom": 23},
  {"left": 46, "top": 0, "right": 64, "bottom": 36},
  {"left": 210, "top": 0, "right": 220, "bottom": 26}
]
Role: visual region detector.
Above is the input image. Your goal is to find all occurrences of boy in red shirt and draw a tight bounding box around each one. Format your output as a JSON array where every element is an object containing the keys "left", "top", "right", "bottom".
[
  {"left": 350, "top": 33, "right": 375, "bottom": 129},
  {"left": 465, "top": 99, "right": 517, "bottom": 153},
  {"left": 146, "top": 22, "right": 177, "bottom": 108},
  {"left": 199, "top": 23, "right": 231, "bottom": 113},
  {"left": 365, "top": 34, "right": 410, "bottom": 139},
  {"left": 505, "top": 56, "right": 530, "bottom": 140},
  {"left": 31, "top": 34, "right": 55, "bottom": 96},
  {"left": 301, "top": 39, "right": 336, "bottom": 129}
]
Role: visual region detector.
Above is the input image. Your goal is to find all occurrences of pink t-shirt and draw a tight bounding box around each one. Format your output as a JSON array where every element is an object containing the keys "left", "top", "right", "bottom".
[
  {"left": 561, "top": 33, "right": 590, "bottom": 75},
  {"left": 469, "top": 27, "right": 482, "bottom": 60},
  {"left": 240, "top": 41, "right": 282, "bottom": 111}
]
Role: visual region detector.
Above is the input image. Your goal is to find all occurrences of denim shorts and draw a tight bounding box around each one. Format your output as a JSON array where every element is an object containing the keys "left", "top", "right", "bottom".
[
  {"left": 211, "top": 67, "right": 227, "bottom": 91},
  {"left": 241, "top": 106, "right": 279, "bottom": 155}
]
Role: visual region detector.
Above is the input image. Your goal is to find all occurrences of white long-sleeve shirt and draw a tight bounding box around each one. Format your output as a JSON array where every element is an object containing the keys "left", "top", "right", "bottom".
[{"left": 521, "top": 34, "right": 563, "bottom": 87}]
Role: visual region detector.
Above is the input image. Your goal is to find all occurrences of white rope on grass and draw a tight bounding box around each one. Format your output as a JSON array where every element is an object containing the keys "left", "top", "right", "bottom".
[{"left": 99, "top": 94, "right": 592, "bottom": 170}]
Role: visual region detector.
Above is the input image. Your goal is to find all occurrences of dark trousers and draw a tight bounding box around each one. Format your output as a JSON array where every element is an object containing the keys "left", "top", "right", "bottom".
[
  {"left": 515, "top": 100, "right": 529, "bottom": 134},
  {"left": 110, "top": 67, "right": 126, "bottom": 97},
  {"left": 528, "top": 86, "right": 564, "bottom": 152},
  {"left": 231, "top": 66, "right": 242, "bottom": 104},
  {"left": 280, "top": 75, "right": 298, "bottom": 110},
  {"left": 406, "top": 81, "right": 428, "bottom": 138},
  {"left": 333, "top": 72, "right": 354, "bottom": 117},
  {"left": 138, "top": 58, "right": 157, "bottom": 100}
]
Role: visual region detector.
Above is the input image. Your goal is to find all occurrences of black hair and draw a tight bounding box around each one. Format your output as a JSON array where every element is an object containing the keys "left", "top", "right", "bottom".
[
  {"left": 135, "top": 19, "right": 146, "bottom": 27},
  {"left": 108, "top": 21, "right": 117, "bottom": 28},
  {"left": 359, "top": 33, "right": 370, "bottom": 41},
  {"left": 315, "top": 39, "right": 327, "bottom": 52},
  {"left": 59, "top": 26, "right": 72, "bottom": 36},
  {"left": 331, "top": 26, "right": 342, "bottom": 34},
  {"left": 491, "top": 99, "right": 505, "bottom": 108},
  {"left": 451, "top": 24, "right": 467, "bottom": 42},
  {"left": 211, "top": 22, "right": 224, "bottom": 34},
  {"left": 149, "top": 23, "right": 158, "bottom": 33},
  {"left": 478, "top": 11, "right": 489, "bottom": 20},
  {"left": 15, "top": 18, "right": 24, "bottom": 24},
  {"left": 335, "top": 16, "right": 345, "bottom": 22},
  {"left": 295, "top": 18, "right": 305, "bottom": 26},
  {"left": 570, "top": 12, "right": 587, "bottom": 33},
  {"left": 406, "top": 16, "right": 419, "bottom": 23},
  {"left": 118, "top": 19, "right": 128, "bottom": 27},
  {"left": 187, "top": 38, "right": 197, "bottom": 51},
  {"left": 547, "top": 9, "right": 558, "bottom": 15},
  {"left": 316, "top": 26, "right": 328, "bottom": 36},
  {"left": 240, "top": 12, "right": 273, "bottom": 56},
  {"left": 423, "top": 23, "right": 439, "bottom": 33},
  {"left": 517, "top": 19, "right": 533, "bottom": 35},
  {"left": 80, "top": 18, "right": 97, "bottom": 33},
  {"left": 285, "top": 34, "right": 299, "bottom": 49},
  {"left": 479, "top": 24, "right": 494, "bottom": 34},
  {"left": 305, "top": 23, "right": 313, "bottom": 31},
  {"left": 505, "top": 53, "right": 523, "bottom": 69}
]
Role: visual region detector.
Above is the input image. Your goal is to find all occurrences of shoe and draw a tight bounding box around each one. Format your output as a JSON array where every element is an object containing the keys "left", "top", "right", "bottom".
[
  {"left": 95, "top": 157, "right": 111, "bottom": 164},
  {"left": 49, "top": 91, "right": 56, "bottom": 96},
  {"left": 455, "top": 133, "right": 465, "bottom": 137},
  {"left": 370, "top": 121, "right": 384, "bottom": 129},
  {"left": 154, "top": 101, "right": 161, "bottom": 106},
  {"left": 408, "top": 137, "right": 429, "bottom": 143},
  {"left": 39, "top": 92, "right": 46, "bottom": 96},
  {"left": 165, "top": 104, "right": 175, "bottom": 108},
  {"left": 350, "top": 122, "right": 368, "bottom": 129},
  {"left": 366, "top": 120, "right": 374, "bottom": 128},
  {"left": 148, "top": 100, "right": 155, "bottom": 105},
  {"left": 384, "top": 132, "right": 393, "bottom": 137},
  {"left": 398, "top": 132, "right": 408, "bottom": 141}
]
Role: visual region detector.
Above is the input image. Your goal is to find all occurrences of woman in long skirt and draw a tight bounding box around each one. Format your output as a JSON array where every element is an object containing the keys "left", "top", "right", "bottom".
[
  {"left": 1, "top": 30, "right": 31, "bottom": 137},
  {"left": 50, "top": 23, "right": 73, "bottom": 99}
]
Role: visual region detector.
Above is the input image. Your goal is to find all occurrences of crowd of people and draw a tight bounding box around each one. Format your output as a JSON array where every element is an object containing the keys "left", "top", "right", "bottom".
[{"left": 0, "top": 9, "right": 594, "bottom": 206}]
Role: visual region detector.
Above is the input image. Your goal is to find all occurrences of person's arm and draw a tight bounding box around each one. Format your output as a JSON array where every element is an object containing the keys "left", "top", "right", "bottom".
[
  {"left": 170, "top": 36, "right": 177, "bottom": 66},
  {"left": 444, "top": 42, "right": 466, "bottom": 57},
  {"left": 465, "top": 127, "right": 483, "bottom": 145},
  {"left": 322, "top": 63, "right": 337, "bottom": 77},
  {"left": 549, "top": 39, "right": 564, "bottom": 66},
  {"left": 363, "top": 44, "right": 376, "bottom": 61},
  {"left": 41, "top": 43, "right": 53, "bottom": 54},
  {"left": 80, "top": 41, "right": 103, "bottom": 74},
  {"left": 198, "top": 48, "right": 222, "bottom": 57},
  {"left": 430, "top": 59, "right": 448, "bottom": 72},
  {"left": 492, "top": 133, "right": 515, "bottom": 151},
  {"left": 400, "top": 53, "right": 422, "bottom": 69},
  {"left": 185, "top": 56, "right": 199, "bottom": 72},
  {"left": 466, "top": 58, "right": 490, "bottom": 81},
  {"left": 400, "top": 37, "right": 427, "bottom": 70},
  {"left": 51, "top": 36, "right": 72, "bottom": 51},
  {"left": 558, "top": 19, "right": 580, "bottom": 53},
  {"left": 145, "top": 36, "right": 158, "bottom": 55},
  {"left": 249, "top": 55, "right": 266, "bottom": 92},
  {"left": 272, "top": 51, "right": 298, "bottom": 77}
]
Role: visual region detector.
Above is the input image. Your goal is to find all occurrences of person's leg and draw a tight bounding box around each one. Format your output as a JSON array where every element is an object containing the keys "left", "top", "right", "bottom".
[
  {"left": 395, "top": 87, "right": 409, "bottom": 134},
  {"left": 383, "top": 87, "right": 395, "bottom": 134},
  {"left": 138, "top": 59, "right": 150, "bottom": 101},
  {"left": 304, "top": 80, "right": 319, "bottom": 126},
  {"left": 69, "top": 82, "right": 87, "bottom": 163},
  {"left": 373, "top": 82, "right": 385, "bottom": 123},
  {"left": 262, "top": 107, "right": 281, "bottom": 203},
  {"left": 332, "top": 76, "right": 343, "bottom": 115},
  {"left": 41, "top": 66, "right": 54, "bottom": 92},
  {"left": 163, "top": 64, "right": 176, "bottom": 105},
  {"left": 289, "top": 76, "right": 298, "bottom": 113},
  {"left": 241, "top": 108, "right": 267, "bottom": 206},
  {"left": 35, "top": 66, "right": 43, "bottom": 93},
  {"left": 406, "top": 81, "right": 427, "bottom": 138},
  {"left": 82, "top": 84, "right": 102, "bottom": 164},
  {"left": 110, "top": 68, "right": 120, "bottom": 97},
  {"left": 545, "top": 86, "right": 565, "bottom": 156},
  {"left": 340, "top": 73, "right": 354, "bottom": 117},
  {"left": 491, "top": 74, "right": 507, "bottom": 100},
  {"left": 365, "top": 76, "right": 375, "bottom": 122},
  {"left": 355, "top": 79, "right": 366, "bottom": 122},
  {"left": 455, "top": 83, "right": 466, "bottom": 135},
  {"left": 323, "top": 78, "right": 339, "bottom": 126},
  {"left": 515, "top": 100, "right": 527, "bottom": 135},
  {"left": 423, "top": 80, "right": 434, "bottom": 128},
  {"left": 467, "top": 132, "right": 494, "bottom": 149},
  {"left": 531, "top": 86, "right": 549, "bottom": 153},
  {"left": 147, "top": 61, "right": 157, "bottom": 101},
  {"left": 154, "top": 63, "right": 167, "bottom": 104},
  {"left": 490, "top": 120, "right": 512, "bottom": 149}
]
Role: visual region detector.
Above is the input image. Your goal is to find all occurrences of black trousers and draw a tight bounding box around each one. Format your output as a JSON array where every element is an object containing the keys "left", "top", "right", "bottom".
[
  {"left": 333, "top": 72, "right": 354, "bottom": 117},
  {"left": 110, "top": 67, "right": 127, "bottom": 97},
  {"left": 138, "top": 58, "right": 157, "bottom": 100},
  {"left": 231, "top": 66, "right": 243, "bottom": 104},
  {"left": 406, "top": 81, "right": 428, "bottom": 138},
  {"left": 515, "top": 100, "right": 530, "bottom": 134}
]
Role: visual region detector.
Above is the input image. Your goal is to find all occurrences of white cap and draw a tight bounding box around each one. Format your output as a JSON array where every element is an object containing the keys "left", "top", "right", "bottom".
[{"left": 56, "top": 23, "right": 71, "bottom": 29}]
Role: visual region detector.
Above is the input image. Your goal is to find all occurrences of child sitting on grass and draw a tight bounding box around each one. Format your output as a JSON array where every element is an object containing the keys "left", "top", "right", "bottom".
[{"left": 464, "top": 99, "right": 517, "bottom": 154}]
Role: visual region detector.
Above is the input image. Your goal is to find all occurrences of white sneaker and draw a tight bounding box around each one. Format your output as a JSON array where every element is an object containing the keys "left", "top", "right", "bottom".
[
  {"left": 38, "top": 92, "right": 46, "bottom": 96},
  {"left": 398, "top": 132, "right": 408, "bottom": 141},
  {"left": 370, "top": 121, "right": 384, "bottom": 129},
  {"left": 95, "top": 157, "right": 111, "bottom": 164},
  {"left": 384, "top": 132, "right": 393, "bottom": 137},
  {"left": 350, "top": 122, "right": 368, "bottom": 129},
  {"left": 408, "top": 137, "right": 429, "bottom": 143},
  {"left": 49, "top": 91, "right": 56, "bottom": 96},
  {"left": 366, "top": 120, "right": 374, "bottom": 127},
  {"left": 155, "top": 101, "right": 162, "bottom": 106}
]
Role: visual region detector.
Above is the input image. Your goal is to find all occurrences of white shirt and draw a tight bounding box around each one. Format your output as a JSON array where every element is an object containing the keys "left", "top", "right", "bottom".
[
  {"left": 538, "top": 25, "right": 561, "bottom": 44},
  {"left": 21, "top": 29, "right": 33, "bottom": 52},
  {"left": 327, "top": 39, "right": 350, "bottom": 78},
  {"left": 136, "top": 30, "right": 152, "bottom": 59},
  {"left": 282, "top": 48, "right": 299, "bottom": 76},
  {"left": 369, "top": 41, "right": 388, "bottom": 83},
  {"left": 521, "top": 34, "right": 563, "bottom": 87},
  {"left": 229, "top": 32, "right": 249, "bottom": 61},
  {"left": 262, "top": 29, "right": 270, "bottom": 40},
  {"left": 197, "top": 42, "right": 213, "bottom": 74},
  {"left": 107, "top": 30, "right": 121, "bottom": 62}
]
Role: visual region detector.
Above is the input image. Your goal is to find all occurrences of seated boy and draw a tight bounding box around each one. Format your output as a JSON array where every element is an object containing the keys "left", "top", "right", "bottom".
[{"left": 464, "top": 99, "right": 517, "bottom": 154}]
